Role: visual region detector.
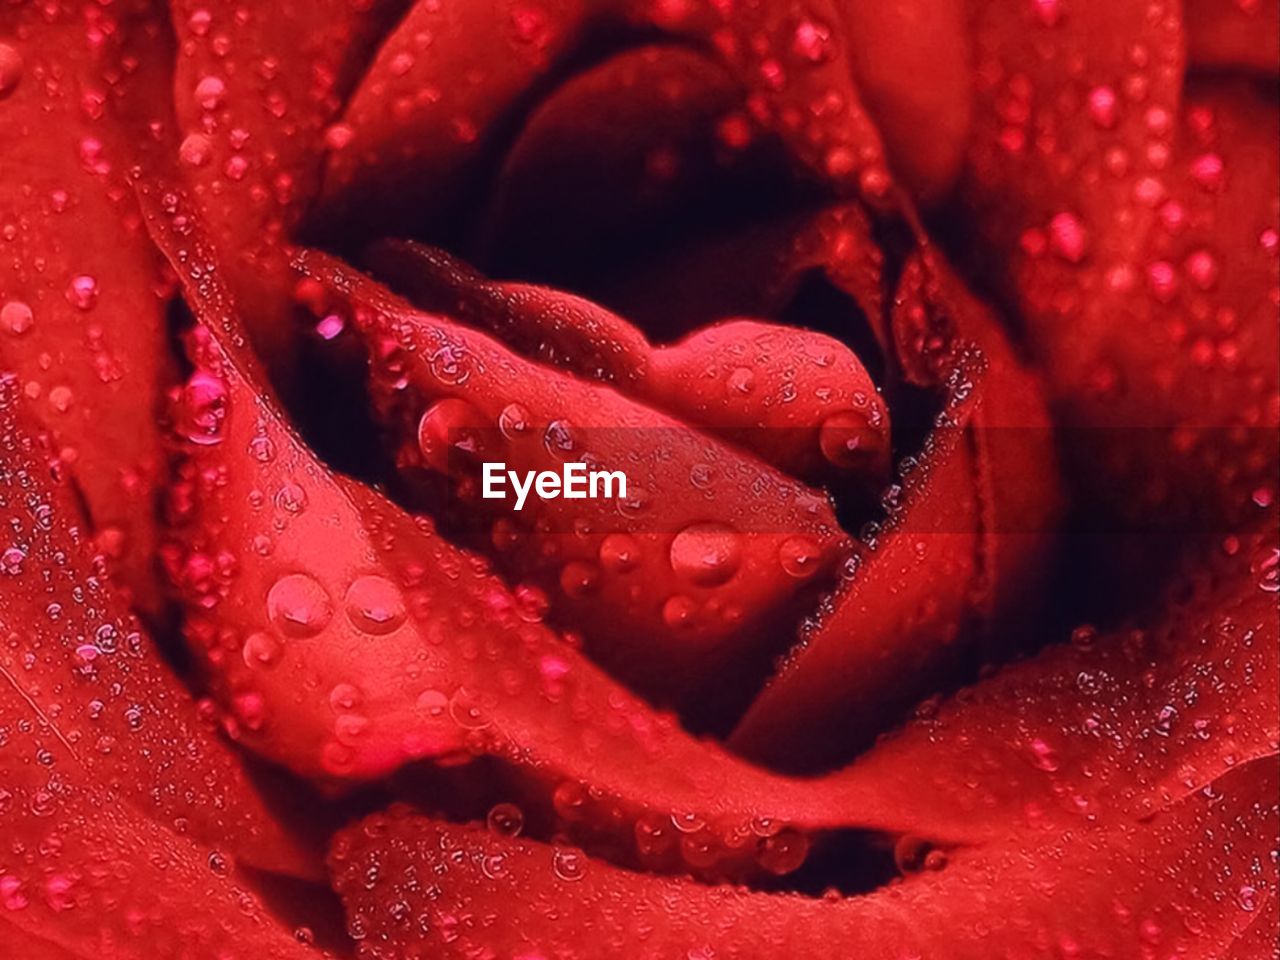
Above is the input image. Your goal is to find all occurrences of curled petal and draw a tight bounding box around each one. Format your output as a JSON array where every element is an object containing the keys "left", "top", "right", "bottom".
[
  {"left": 0, "top": 374, "right": 317, "bottom": 879},
  {"left": 329, "top": 756, "right": 1277, "bottom": 959},
  {"left": 298, "top": 249, "right": 850, "bottom": 721},
  {"left": 367, "top": 240, "right": 890, "bottom": 485},
  {"left": 733, "top": 250, "right": 1061, "bottom": 768}
]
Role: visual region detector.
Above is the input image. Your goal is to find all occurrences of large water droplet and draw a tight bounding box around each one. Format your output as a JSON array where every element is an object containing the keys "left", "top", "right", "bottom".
[
  {"left": 552, "top": 847, "right": 586, "bottom": 882},
  {"left": 242, "top": 632, "right": 282, "bottom": 669},
  {"left": 175, "top": 370, "right": 230, "bottom": 446},
  {"left": 757, "top": 827, "right": 810, "bottom": 875},
  {"left": 599, "top": 533, "right": 641, "bottom": 573},
  {"left": 417, "top": 398, "right": 485, "bottom": 471},
  {"left": 1, "top": 301, "right": 33, "bottom": 336},
  {"left": 344, "top": 575, "right": 406, "bottom": 635},
  {"left": 778, "top": 536, "right": 821, "bottom": 579},
  {"left": 543, "top": 419, "right": 577, "bottom": 460},
  {"left": 267, "top": 573, "right": 333, "bottom": 638},
  {"left": 487, "top": 802, "right": 524, "bottom": 838},
  {"left": 670, "top": 523, "right": 742, "bottom": 587},
  {"left": 498, "top": 402, "right": 531, "bottom": 438},
  {"left": 819, "top": 410, "right": 883, "bottom": 470},
  {"left": 66, "top": 275, "right": 98, "bottom": 311}
]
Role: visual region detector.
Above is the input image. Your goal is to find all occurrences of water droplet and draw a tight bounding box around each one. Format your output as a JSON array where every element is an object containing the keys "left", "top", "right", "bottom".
[
  {"left": 448, "top": 687, "right": 489, "bottom": 729},
  {"left": 1189, "top": 153, "right": 1224, "bottom": 190},
  {"left": 344, "top": 575, "right": 406, "bottom": 635},
  {"left": 427, "top": 343, "right": 472, "bottom": 385},
  {"left": 274, "top": 481, "right": 308, "bottom": 514},
  {"left": 792, "top": 20, "right": 832, "bottom": 63},
  {"left": 417, "top": 398, "right": 484, "bottom": 471},
  {"left": 758, "top": 827, "right": 809, "bottom": 875},
  {"left": 552, "top": 847, "right": 586, "bottom": 882},
  {"left": 487, "top": 803, "right": 524, "bottom": 837},
  {"left": 599, "top": 533, "right": 641, "bottom": 573},
  {"left": 1251, "top": 545, "right": 1279, "bottom": 593},
  {"left": 727, "top": 366, "right": 755, "bottom": 395},
  {"left": 669, "top": 523, "right": 742, "bottom": 587},
  {"left": 324, "top": 123, "right": 355, "bottom": 151},
  {"left": 1184, "top": 249, "right": 1219, "bottom": 290},
  {"left": 543, "top": 419, "right": 576, "bottom": 460},
  {"left": 779, "top": 536, "right": 821, "bottom": 579},
  {"left": 242, "top": 631, "right": 282, "bottom": 669},
  {"left": 194, "top": 75, "right": 226, "bottom": 110},
  {"left": 266, "top": 573, "right": 333, "bottom": 638},
  {"left": 1146, "top": 260, "right": 1179, "bottom": 302},
  {"left": 175, "top": 370, "right": 229, "bottom": 446},
  {"left": 66, "top": 275, "right": 98, "bottom": 311},
  {"left": 498, "top": 402, "right": 531, "bottom": 438},
  {"left": 1087, "top": 85, "right": 1118, "bottom": 128},
  {"left": 47, "top": 385, "right": 73, "bottom": 413},
  {"left": 558, "top": 560, "right": 599, "bottom": 599},
  {"left": 207, "top": 851, "right": 231, "bottom": 877},
  {"left": 334, "top": 713, "right": 369, "bottom": 744},
  {"left": 662, "top": 594, "right": 698, "bottom": 630},
  {"left": 2, "top": 547, "right": 25, "bottom": 575},
  {"left": 179, "top": 133, "right": 214, "bottom": 168},
  {"left": 416, "top": 688, "right": 447, "bottom": 718},
  {"left": 480, "top": 852, "right": 509, "bottom": 879},
  {"left": 1048, "top": 212, "right": 1088, "bottom": 263},
  {"left": 248, "top": 433, "right": 276, "bottom": 463},
  {"left": 514, "top": 583, "right": 549, "bottom": 622},
  {"left": 819, "top": 410, "right": 884, "bottom": 470},
  {"left": 1, "top": 301, "right": 33, "bottom": 336},
  {"left": 1027, "top": 738, "right": 1061, "bottom": 772},
  {"left": 315, "top": 314, "right": 344, "bottom": 340},
  {"left": 329, "top": 683, "right": 362, "bottom": 712}
]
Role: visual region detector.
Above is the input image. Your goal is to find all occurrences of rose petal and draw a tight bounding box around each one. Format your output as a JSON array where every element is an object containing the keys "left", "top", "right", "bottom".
[
  {"left": 141, "top": 182, "right": 928, "bottom": 882},
  {"left": 0, "top": 373, "right": 318, "bottom": 879},
  {"left": 1186, "top": 0, "right": 1279, "bottom": 75},
  {"left": 167, "top": 0, "right": 406, "bottom": 377},
  {"left": 964, "top": 0, "right": 1279, "bottom": 541},
  {"left": 473, "top": 44, "right": 782, "bottom": 285},
  {"left": 0, "top": 371, "right": 317, "bottom": 885},
  {"left": 314, "top": 0, "right": 896, "bottom": 248},
  {"left": 314, "top": 0, "right": 589, "bottom": 242},
  {"left": 366, "top": 240, "right": 890, "bottom": 485},
  {"left": 733, "top": 250, "right": 1061, "bottom": 768},
  {"left": 0, "top": 0, "right": 173, "bottom": 611},
  {"left": 827, "top": 520, "right": 1279, "bottom": 842},
  {"left": 298, "top": 249, "right": 850, "bottom": 724},
  {"left": 0, "top": 665, "right": 320, "bottom": 958},
  {"left": 329, "top": 756, "right": 1276, "bottom": 959},
  {"left": 836, "top": 0, "right": 973, "bottom": 201}
]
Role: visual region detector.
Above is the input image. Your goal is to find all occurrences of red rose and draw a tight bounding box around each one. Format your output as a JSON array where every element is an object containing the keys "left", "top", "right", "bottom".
[{"left": 0, "top": 1, "right": 1275, "bottom": 958}]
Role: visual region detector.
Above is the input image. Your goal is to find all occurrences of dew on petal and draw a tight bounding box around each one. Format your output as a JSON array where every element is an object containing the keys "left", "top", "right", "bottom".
[
  {"left": 670, "top": 523, "right": 742, "bottom": 587},
  {"left": 345, "top": 575, "right": 407, "bottom": 635},
  {"left": 266, "top": 573, "right": 333, "bottom": 638},
  {"left": 1, "top": 301, "right": 34, "bottom": 336}
]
